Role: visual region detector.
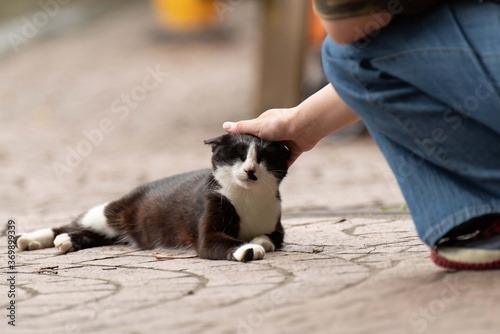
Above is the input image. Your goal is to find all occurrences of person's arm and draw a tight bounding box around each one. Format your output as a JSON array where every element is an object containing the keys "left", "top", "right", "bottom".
[{"left": 223, "top": 84, "right": 360, "bottom": 166}]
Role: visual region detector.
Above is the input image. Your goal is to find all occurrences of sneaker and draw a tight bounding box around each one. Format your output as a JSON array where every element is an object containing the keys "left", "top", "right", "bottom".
[{"left": 431, "top": 216, "right": 500, "bottom": 270}]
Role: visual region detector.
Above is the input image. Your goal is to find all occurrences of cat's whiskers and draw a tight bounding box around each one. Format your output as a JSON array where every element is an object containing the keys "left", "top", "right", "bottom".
[
  {"left": 259, "top": 174, "right": 279, "bottom": 197},
  {"left": 260, "top": 139, "right": 271, "bottom": 150},
  {"left": 202, "top": 177, "right": 218, "bottom": 193},
  {"left": 235, "top": 132, "right": 244, "bottom": 145}
]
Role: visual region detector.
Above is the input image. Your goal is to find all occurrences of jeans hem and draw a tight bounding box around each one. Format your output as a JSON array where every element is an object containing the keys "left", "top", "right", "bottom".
[{"left": 423, "top": 203, "right": 500, "bottom": 247}]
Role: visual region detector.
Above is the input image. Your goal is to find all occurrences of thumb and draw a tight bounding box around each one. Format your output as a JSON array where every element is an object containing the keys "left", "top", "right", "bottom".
[{"left": 222, "top": 120, "right": 254, "bottom": 134}]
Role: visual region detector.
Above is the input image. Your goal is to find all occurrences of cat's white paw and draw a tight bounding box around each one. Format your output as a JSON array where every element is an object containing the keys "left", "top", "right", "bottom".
[
  {"left": 232, "top": 244, "right": 265, "bottom": 262},
  {"left": 16, "top": 228, "right": 54, "bottom": 251},
  {"left": 16, "top": 236, "right": 42, "bottom": 251},
  {"left": 54, "top": 233, "right": 74, "bottom": 253},
  {"left": 250, "top": 235, "right": 275, "bottom": 252}
]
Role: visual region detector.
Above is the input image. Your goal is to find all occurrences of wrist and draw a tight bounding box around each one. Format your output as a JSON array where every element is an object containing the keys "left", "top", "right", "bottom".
[{"left": 290, "top": 102, "right": 329, "bottom": 149}]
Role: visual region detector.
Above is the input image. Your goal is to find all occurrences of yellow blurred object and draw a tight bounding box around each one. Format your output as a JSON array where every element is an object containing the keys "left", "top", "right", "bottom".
[{"left": 151, "top": 0, "right": 217, "bottom": 31}]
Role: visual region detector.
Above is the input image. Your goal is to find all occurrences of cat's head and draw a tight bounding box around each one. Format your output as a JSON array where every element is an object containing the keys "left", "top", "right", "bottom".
[{"left": 204, "top": 134, "right": 290, "bottom": 189}]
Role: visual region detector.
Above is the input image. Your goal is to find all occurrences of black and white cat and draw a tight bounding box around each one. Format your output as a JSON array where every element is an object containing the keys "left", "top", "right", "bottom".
[{"left": 16, "top": 134, "right": 290, "bottom": 262}]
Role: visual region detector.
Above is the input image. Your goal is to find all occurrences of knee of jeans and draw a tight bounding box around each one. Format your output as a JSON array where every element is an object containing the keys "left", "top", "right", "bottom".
[{"left": 321, "top": 38, "right": 353, "bottom": 84}]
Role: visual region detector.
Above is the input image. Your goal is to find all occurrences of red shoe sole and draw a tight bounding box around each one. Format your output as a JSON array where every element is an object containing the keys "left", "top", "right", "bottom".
[{"left": 431, "top": 249, "right": 500, "bottom": 270}]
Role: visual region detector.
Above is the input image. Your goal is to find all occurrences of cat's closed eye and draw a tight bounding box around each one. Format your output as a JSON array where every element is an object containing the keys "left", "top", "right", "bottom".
[{"left": 232, "top": 147, "right": 247, "bottom": 161}]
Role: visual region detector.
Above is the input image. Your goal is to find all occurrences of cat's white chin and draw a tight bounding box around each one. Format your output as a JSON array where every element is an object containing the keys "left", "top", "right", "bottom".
[{"left": 235, "top": 178, "right": 257, "bottom": 189}]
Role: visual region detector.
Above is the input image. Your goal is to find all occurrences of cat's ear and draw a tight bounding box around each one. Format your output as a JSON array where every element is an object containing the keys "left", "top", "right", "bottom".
[{"left": 204, "top": 135, "right": 227, "bottom": 152}]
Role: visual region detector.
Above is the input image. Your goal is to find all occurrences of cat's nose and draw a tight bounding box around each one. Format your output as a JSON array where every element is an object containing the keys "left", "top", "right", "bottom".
[{"left": 245, "top": 168, "right": 258, "bottom": 181}]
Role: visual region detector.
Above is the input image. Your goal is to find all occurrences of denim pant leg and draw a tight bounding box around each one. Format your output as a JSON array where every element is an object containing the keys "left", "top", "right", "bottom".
[{"left": 321, "top": 1, "right": 500, "bottom": 247}]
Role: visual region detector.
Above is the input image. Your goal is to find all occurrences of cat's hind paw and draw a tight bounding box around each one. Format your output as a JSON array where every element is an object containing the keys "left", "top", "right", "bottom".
[
  {"left": 15, "top": 228, "right": 55, "bottom": 251},
  {"left": 16, "top": 235, "right": 42, "bottom": 251},
  {"left": 232, "top": 244, "right": 265, "bottom": 262},
  {"left": 250, "top": 235, "right": 275, "bottom": 252},
  {"left": 54, "top": 233, "right": 74, "bottom": 253}
]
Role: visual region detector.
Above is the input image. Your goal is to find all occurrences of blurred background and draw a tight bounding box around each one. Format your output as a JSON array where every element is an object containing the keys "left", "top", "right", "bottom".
[{"left": 0, "top": 0, "right": 404, "bottom": 225}]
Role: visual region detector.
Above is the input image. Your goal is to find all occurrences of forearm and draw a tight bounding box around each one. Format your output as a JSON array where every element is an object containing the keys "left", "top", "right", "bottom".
[{"left": 289, "top": 84, "right": 361, "bottom": 141}]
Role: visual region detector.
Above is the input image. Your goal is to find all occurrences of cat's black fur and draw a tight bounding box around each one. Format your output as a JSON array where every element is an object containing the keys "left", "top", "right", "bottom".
[{"left": 16, "top": 134, "right": 290, "bottom": 262}]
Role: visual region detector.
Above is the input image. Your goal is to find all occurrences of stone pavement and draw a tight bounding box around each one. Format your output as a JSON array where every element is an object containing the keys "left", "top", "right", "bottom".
[
  {"left": 3, "top": 214, "right": 500, "bottom": 334},
  {"left": 1, "top": 1, "right": 499, "bottom": 334}
]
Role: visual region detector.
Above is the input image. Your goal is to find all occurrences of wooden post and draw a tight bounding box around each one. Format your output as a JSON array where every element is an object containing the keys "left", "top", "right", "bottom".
[{"left": 256, "top": 0, "right": 309, "bottom": 115}]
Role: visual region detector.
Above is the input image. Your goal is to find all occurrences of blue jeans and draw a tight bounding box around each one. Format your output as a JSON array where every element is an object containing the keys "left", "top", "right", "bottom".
[{"left": 321, "top": 1, "right": 500, "bottom": 247}]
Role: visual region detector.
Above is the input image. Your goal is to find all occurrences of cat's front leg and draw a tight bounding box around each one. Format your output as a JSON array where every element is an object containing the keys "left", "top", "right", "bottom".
[
  {"left": 250, "top": 235, "right": 275, "bottom": 252},
  {"left": 252, "top": 221, "right": 284, "bottom": 252},
  {"left": 199, "top": 195, "right": 267, "bottom": 262},
  {"left": 232, "top": 243, "right": 266, "bottom": 262},
  {"left": 198, "top": 231, "right": 266, "bottom": 262}
]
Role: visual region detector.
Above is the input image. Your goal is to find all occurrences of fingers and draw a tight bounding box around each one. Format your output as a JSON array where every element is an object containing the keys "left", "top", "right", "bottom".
[
  {"left": 223, "top": 120, "right": 256, "bottom": 136},
  {"left": 283, "top": 141, "right": 301, "bottom": 168},
  {"left": 223, "top": 120, "right": 265, "bottom": 141},
  {"left": 223, "top": 109, "right": 303, "bottom": 167},
  {"left": 222, "top": 121, "right": 237, "bottom": 132},
  {"left": 223, "top": 109, "right": 285, "bottom": 137}
]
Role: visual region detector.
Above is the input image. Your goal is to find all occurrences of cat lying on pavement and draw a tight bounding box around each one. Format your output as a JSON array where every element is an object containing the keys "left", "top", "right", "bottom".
[{"left": 16, "top": 134, "right": 290, "bottom": 262}]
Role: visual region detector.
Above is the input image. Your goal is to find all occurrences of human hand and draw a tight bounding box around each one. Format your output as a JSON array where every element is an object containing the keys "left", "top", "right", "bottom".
[
  {"left": 223, "top": 85, "right": 361, "bottom": 167},
  {"left": 223, "top": 107, "right": 319, "bottom": 167}
]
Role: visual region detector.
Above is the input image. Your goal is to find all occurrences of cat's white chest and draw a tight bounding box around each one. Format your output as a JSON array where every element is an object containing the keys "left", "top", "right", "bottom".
[
  {"left": 236, "top": 192, "right": 281, "bottom": 241},
  {"left": 217, "top": 186, "right": 281, "bottom": 241}
]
